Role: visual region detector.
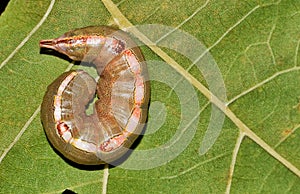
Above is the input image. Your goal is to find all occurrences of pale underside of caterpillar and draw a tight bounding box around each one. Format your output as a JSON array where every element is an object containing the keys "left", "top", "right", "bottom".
[{"left": 40, "top": 26, "right": 150, "bottom": 165}]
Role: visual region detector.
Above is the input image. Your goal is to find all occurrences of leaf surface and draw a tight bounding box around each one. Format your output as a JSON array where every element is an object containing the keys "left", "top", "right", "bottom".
[{"left": 0, "top": 0, "right": 300, "bottom": 193}]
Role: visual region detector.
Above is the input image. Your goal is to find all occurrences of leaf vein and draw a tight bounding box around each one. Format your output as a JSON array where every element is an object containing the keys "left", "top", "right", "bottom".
[{"left": 0, "top": 0, "right": 55, "bottom": 70}]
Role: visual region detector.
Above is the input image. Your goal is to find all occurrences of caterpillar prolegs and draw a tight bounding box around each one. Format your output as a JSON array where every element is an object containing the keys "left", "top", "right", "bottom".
[{"left": 40, "top": 26, "right": 150, "bottom": 165}]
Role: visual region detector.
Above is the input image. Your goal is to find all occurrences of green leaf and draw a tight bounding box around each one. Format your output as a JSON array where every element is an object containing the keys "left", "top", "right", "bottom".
[{"left": 1, "top": 0, "right": 300, "bottom": 193}]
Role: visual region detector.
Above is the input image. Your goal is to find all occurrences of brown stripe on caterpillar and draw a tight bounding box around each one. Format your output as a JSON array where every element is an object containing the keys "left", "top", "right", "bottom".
[{"left": 40, "top": 26, "right": 150, "bottom": 165}]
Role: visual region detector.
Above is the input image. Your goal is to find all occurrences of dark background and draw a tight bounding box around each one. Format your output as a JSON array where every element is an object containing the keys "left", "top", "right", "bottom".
[{"left": 0, "top": 0, "right": 10, "bottom": 15}]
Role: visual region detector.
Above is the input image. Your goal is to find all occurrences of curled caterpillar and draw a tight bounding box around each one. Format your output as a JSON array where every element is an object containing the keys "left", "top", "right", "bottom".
[{"left": 40, "top": 26, "right": 150, "bottom": 165}]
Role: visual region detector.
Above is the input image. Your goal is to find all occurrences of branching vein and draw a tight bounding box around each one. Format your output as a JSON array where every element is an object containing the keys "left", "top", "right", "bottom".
[{"left": 101, "top": 0, "right": 300, "bottom": 178}]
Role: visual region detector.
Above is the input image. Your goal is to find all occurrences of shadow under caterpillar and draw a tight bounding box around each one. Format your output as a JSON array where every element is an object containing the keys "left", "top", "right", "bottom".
[{"left": 40, "top": 26, "right": 150, "bottom": 165}]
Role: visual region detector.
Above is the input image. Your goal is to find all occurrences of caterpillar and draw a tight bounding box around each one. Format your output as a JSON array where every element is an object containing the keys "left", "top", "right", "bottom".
[{"left": 40, "top": 26, "right": 150, "bottom": 165}]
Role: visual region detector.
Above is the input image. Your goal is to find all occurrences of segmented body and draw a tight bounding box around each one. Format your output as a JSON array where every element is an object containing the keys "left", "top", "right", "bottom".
[{"left": 40, "top": 26, "right": 150, "bottom": 165}]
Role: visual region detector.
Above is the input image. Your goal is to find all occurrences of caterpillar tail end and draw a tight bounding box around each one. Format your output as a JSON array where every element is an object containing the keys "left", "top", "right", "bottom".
[{"left": 39, "top": 39, "right": 57, "bottom": 50}]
